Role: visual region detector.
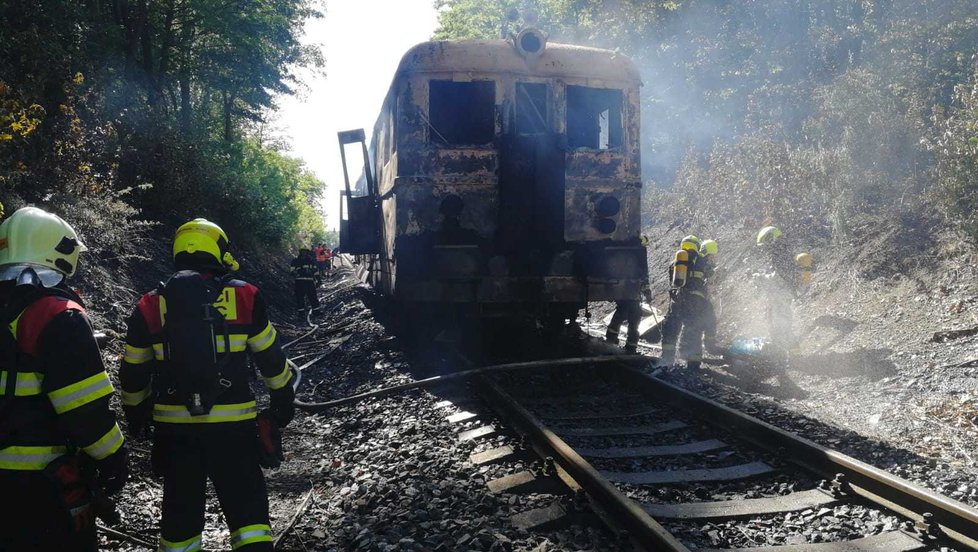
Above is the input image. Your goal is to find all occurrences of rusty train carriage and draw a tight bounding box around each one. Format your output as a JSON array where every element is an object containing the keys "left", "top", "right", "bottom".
[{"left": 339, "top": 35, "right": 646, "bottom": 320}]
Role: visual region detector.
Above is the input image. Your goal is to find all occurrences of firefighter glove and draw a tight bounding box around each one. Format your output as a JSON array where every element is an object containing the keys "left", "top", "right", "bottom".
[
  {"left": 256, "top": 410, "right": 284, "bottom": 469},
  {"left": 269, "top": 387, "right": 296, "bottom": 426},
  {"left": 642, "top": 288, "right": 654, "bottom": 305},
  {"left": 43, "top": 455, "right": 96, "bottom": 533},
  {"left": 123, "top": 402, "right": 152, "bottom": 439},
  {"left": 96, "top": 447, "right": 129, "bottom": 496}
]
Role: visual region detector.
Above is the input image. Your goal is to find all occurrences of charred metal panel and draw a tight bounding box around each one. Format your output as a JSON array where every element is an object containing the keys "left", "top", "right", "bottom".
[
  {"left": 566, "top": 150, "right": 627, "bottom": 180},
  {"left": 394, "top": 41, "right": 642, "bottom": 84},
  {"left": 421, "top": 148, "right": 497, "bottom": 178},
  {"left": 432, "top": 245, "right": 482, "bottom": 279},
  {"left": 393, "top": 181, "right": 497, "bottom": 238},
  {"left": 564, "top": 178, "right": 641, "bottom": 242},
  {"left": 343, "top": 196, "right": 381, "bottom": 254}
]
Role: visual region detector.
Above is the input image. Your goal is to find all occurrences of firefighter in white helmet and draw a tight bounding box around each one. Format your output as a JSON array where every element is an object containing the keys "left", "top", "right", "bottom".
[{"left": 0, "top": 207, "right": 128, "bottom": 551}]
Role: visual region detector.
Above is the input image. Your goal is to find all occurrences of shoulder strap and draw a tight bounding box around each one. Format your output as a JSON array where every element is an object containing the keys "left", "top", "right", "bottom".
[{"left": 14, "top": 289, "right": 85, "bottom": 356}]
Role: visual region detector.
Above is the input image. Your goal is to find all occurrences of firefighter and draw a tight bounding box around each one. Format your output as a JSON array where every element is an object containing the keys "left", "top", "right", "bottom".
[
  {"left": 290, "top": 247, "right": 319, "bottom": 312},
  {"left": 657, "top": 235, "right": 705, "bottom": 368},
  {"left": 676, "top": 239, "right": 719, "bottom": 370},
  {"left": 699, "top": 239, "right": 720, "bottom": 355},
  {"left": 606, "top": 235, "right": 653, "bottom": 353},
  {"left": 756, "top": 226, "right": 803, "bottom": 357},
  {"left": 119, "top": 218, "right": 296, "bottom": 552},
  {"left": 314, "top": 244, "right": 328, "bottom": 277},
  {"left": 0, "top": 207, "right": 128, "bottom": 552}
]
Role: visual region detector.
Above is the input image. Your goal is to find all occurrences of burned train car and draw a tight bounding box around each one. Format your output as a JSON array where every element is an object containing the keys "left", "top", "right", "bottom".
[{"left": 339, "top": 31, "right": 645, "bottom": 321}]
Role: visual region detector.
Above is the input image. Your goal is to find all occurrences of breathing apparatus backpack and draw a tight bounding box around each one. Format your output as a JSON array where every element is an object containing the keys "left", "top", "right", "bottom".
[
  {"left": 158, "top": 271, "right": 231, "bottom": 416},
  {"left": 671, "top": 249, "right": 694, "bottom": 288}
]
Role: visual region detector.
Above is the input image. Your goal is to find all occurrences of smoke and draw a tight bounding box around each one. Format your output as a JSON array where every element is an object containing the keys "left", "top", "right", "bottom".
[{"left": 541, "top": 0, "right": 978, "bottom": 194}]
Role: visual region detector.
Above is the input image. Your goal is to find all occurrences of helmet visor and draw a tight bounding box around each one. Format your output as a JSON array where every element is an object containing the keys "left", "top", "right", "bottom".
[{"left": 0, "top": 264, "right": 65, "bottom": 287}]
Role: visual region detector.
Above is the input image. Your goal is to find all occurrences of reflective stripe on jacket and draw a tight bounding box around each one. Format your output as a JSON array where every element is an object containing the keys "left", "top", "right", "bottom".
[{"left": 1, "top": 292, "right": 124, "bottom": 471}]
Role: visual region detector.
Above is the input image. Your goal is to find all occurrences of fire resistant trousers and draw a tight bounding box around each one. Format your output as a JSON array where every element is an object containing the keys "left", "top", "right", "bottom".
[
  {"left": 606, "top": 300, "right": 642, "bottom": 351},
  {"left": 0, "top": 470, "right": 97, "bottom": 552},
  {"left": 660, "top": 293, "right": 712, "bottom": 365},
  {"left": 294, "top": 280, "right": 318, "bottom": 311},
  {"left": 155, "top": 425, "right": 273, "bottom": 551}
]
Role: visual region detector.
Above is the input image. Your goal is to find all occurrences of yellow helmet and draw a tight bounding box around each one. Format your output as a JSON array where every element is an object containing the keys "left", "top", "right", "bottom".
[
  {"left": 795, "top": 252, "right": 813, "bottom": 268},
  {"left": 0, "top": 207, "right": 88, "bottom": 286},
  {"left": 680, "top": 235, "right": 701, "bottom": 251},
  {"left": 639, "top": 234, "right": 650, "bottom": 247},
  {"left": 172, "top": 218, "right": 239, "bottom": 272},
  {"left": 700, "top": 239, "right": 718, "bottom": 256},
  {"left": 756, "top": 226, "right": 782, "bottom": 246}
]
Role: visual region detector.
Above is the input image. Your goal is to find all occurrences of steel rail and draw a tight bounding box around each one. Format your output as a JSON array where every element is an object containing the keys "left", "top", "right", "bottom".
[
  {"left": 477, "top": 376, "right": 691, "bottom": 552},
  {"left": 618, "top": 366, "right": 978, "bottom": 551}
]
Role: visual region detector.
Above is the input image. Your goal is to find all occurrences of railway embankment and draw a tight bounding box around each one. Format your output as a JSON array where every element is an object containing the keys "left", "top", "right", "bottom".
[
  {"left": 639, "top": 215, "right": 978, "bottom": 510},
  {"left": 97, "top": 262, "right": 625, "bottom": 551}
]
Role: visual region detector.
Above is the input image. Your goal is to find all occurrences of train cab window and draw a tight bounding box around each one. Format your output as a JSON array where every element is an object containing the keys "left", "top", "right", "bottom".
[
  {"left": 515, "top": 82, "right": 548, "bottom": 134},
  {"left": 429, "top": 80, "right": 495, "bottom": 146},
  {"left": 566, "top": 86, "right": 623, "bottom": 150}
]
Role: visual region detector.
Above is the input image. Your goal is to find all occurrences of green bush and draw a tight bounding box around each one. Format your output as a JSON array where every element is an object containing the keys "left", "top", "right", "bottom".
[{"left": 931, "top": 67, "right": 978, "bottom": 241}]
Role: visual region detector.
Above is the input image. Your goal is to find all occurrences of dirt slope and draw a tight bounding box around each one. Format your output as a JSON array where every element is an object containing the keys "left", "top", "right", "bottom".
[{"left": 640, "top": 217, "right": 978, "bottom": 505}]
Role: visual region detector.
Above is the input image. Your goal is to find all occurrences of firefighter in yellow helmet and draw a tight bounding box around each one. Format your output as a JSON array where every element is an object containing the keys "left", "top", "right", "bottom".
[
  {"left": 119, "top": 218, "right": 295, "bottom": 552},
  {"left": 606, "top": 235, "right": 653, "bottom": 353},
  {"left": 0, "top": 207, "right": 128, "bottom": 551},
  {"left": 657, "top": 235, "right": 713, "bottom": 368},
  {"left": 755, "top": 226, "right": 811, "bottom": 359},
  {"left": 674, "top": 239, "right": 720, "bottom": 369}
]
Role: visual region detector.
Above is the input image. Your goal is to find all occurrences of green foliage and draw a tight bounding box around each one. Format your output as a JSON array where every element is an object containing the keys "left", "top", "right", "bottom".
[
  {"left": 931, "top": 65, "right": 978, "bottom": 241},
  {"left": 0, "top": 0, "right": 325, "bottom": 248}
]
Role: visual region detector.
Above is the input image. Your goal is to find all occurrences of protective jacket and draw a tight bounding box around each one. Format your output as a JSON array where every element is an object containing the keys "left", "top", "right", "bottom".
[
  {"left": 290, "top": 254, "right": 317, "bottom": 282},
  {"left": 119, "top": 275, "right": 294, "bottom": 428},
  {"left": 660, "top": 254, "right": 716, "bottom": 365},
  {"left": 0, "top": 284, "right": 127, "bottom": 552},
  {"left": 684, "top": 254, "right": 714, "bottom": 297},
  {"left": 0, "top": 285, "right": 125, "bottom": 471}
]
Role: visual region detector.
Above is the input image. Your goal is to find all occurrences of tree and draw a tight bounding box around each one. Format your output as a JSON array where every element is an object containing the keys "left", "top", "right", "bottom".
[{"left": 0, "top": 0, "right": 326, "bottom": 248}]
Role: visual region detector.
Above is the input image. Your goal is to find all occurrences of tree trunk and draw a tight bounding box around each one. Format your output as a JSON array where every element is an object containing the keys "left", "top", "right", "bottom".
[
  {"left": 180, "top": 77, "right": 191, "bottom": 131},
  {"left": 137, "top": 0, "right": 157, "bottom": 109},
  {"left": 177, "top": 0, "right": 194, "bottom": 132},
  {"left": 223, "top": 91, "right": 234, "bottom": 142},
  {"left": 158, "top": 0, "right": 177, "bottom": 114}
]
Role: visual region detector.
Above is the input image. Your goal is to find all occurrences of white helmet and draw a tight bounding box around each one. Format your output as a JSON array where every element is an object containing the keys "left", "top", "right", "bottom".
[{"left": 0, "top": 207, "right": 88, "bottom": 286}]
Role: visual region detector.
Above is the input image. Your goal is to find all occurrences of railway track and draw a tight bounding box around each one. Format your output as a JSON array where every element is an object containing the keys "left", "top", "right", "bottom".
[
  {"left": 463, "top": 360, "right": 978, "bottom": 552},
  {"left": 282, "top": 270, "right": 978, "bottom": 551}
]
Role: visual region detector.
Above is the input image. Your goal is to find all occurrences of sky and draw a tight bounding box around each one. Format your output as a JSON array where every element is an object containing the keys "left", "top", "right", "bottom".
[{"left": 276, "top": 0, "right": 441, "bottom": 230}]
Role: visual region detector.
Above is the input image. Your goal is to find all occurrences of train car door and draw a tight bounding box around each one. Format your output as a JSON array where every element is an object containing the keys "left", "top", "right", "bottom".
[{"left": 497, "top": 83, "right": 565, "bottom": 275}]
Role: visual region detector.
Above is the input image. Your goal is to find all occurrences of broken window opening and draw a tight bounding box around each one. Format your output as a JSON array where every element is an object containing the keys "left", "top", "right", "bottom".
[
  {"left": 566, "top": 86, "right": 623, "bottom": 150},
  {"left": 515, "top": 82, "right": 548, "bottom": 135},
  {"left": 428, "top": 80, "right": 495, "bottom": 146}
]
